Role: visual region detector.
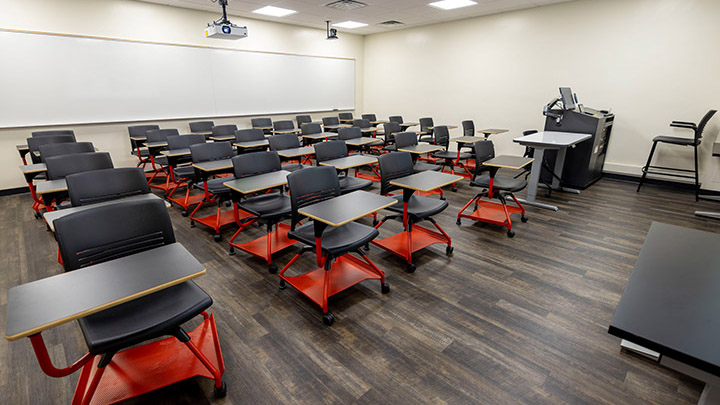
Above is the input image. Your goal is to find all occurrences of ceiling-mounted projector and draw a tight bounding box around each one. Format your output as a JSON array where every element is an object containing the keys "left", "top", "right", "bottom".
[{"left": 205, "top": 0, "right": 247, "bottom": 39}]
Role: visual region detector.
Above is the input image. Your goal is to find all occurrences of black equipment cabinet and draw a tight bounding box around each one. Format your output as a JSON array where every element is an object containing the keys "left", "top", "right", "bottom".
[{"left": 541, "top": 107, "right": 614, "bottom": 189}]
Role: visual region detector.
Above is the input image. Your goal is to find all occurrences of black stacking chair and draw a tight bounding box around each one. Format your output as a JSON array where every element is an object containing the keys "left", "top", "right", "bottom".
[
  {"left": 418, "top": 117, "right": 435, "bottom": 143},
  {"left": 431, "top": 125, "right": 472, "bottom": 189},
  {"left": 32, "top": 130, "right": 76, "bottom": 138},
  {"left": 362, "top": 114, "right": 377, "bottom": 122},
  {"left": 314, "top": 141, "right": 373, "bottom": 194},
  {"left": 353, "top": 119, "right": 377, "bottom": 137},
  {"left": 39, "top": 142, "right": 94, "bottom": 162},
  {"left": 637, "top": 109, "right": 716, "bottom": 200},
  {"left": 296, "top": 115, "right": 313, "bottom": 128},
  {"left": 389, "top": 116, "right": 403, "bottom": 124},
  {"left": 128, "top": 124, "right": 159, "bottom": 169},
  {"left": 228, "top": 151, "right": 293, "bottom": 273},
  {"left": 374, "top": 152, "right": 452, "bottom": 272},
  {"left": 381, "top": 122, "right": 402, "bottom": 152},
  {"left": 189, "top": 121, "right": 215, "bottom": 137},
  {"left": 461, "top": 120, "right": 475, "bottom": 137},
  {"left": 302, "top": 122, "right": 326, "bottom": 145},
  {"left": 166, "top": 134, "right": 207, "bottom": 215},
  {"left": 279, "top": 166, "right": 388, "bottom": 325},
  {"left": 235, "top": 128, "right": 268, "bottom": 154},
  {"left": 189, "top": 142, "right": 235, "bottom": 241},
  {"left": 52, "top": 199, "right": 226, "bottom": 403},
  {"left": 66, "top": 167, "right": 149, "bottom": 206},
  {"left": 27, "top": 134, "right": 76, "bottom": 164},
  {"left": 210, "top": 124, "right": 238, "bottom": 141},
  {"left": 251, "top": 117, "right": 273, "bottom": 136},
  {"left": 268, "top": 133, "right": 311, "bottom": 171},
  {"left": 457, "top": 141, "right": 528, "bottom": 237},
  {"left": 338, "top": 112, "right": 354, "bottom": 123},
  {"left": 322, "top": 116, "right": 341, "bottom": 133},
  {"left": 272, "top": 120, "right": 297, "bottom": 134},
  {"left": 338, "top": 126, "right": 383, "bottom": 153},
  {"left": 145, "top": 128, "right": 179, "bottom": 190},
  {"left": 395, "top": 132, "right": 442, "bottom": 173},
  {"left": 45, "top": 152, "right": 114, "bottom": 208}
]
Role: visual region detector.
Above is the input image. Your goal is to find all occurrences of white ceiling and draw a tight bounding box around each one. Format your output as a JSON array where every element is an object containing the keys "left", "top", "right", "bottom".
[{"left": 138, "top": 0, "right": 576, "bottom": 35}]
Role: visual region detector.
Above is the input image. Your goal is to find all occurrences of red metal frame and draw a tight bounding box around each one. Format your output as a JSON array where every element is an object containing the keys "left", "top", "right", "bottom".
[
  {"left": 456, "top": 177, "right": 526, "bottom": 234},
  {"left": 189, "top": 179, "right": 252, "bottom": 237},
  {"left": 228, "top": 221, "right": 297, "bottom": 265},
  {"left": 28, "top": 312, "right": 224, "bottom": 405}
]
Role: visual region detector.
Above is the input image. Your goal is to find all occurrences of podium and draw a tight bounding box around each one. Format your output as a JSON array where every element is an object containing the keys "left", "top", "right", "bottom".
[{"left": 541, "top": 107, "right": 614, "bottom": 189}]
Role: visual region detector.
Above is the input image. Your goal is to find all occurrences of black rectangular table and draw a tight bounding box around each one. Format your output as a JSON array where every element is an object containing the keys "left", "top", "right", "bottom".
[{"left": 609, "top": 222, "right": 720, "bottom": 404}]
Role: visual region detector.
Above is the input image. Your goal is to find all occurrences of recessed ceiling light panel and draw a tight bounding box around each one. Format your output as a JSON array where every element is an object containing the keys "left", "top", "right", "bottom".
[
  {"left": 428, "top": 0, "right": 478, "bottom": 11},
  {"left": 252, "top": 6, "right": 297, "bottom": 17},
  {"left": 332, "top": 21, "right": 368, "bottom": 29}
]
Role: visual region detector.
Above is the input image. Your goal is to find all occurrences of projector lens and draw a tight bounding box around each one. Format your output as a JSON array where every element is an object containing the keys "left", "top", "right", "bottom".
[{"left": 222, "top": 26, "right": 231, "bottom": 34}]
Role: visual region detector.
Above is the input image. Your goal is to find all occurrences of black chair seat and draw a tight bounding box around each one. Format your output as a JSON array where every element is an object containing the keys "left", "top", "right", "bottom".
[
  {"left": 173, "top": 165, "right": 195, "bottom": 179},
  {"left": 433, "top": 150, "right": 471, "bottom": 160},
  {"left": 289, "top": 222, "right": 379, "bottom": 256},
  {"left": 56, "top": 201, "right": 73, "bottom": 210},
  {"left": 78, "top": 281, "right": 212, "bottom": 355},
  {"left": 153, "top": 156, "right": 169, "bottom": 166},
  {"left": 413, "top": 162, "right": 441, "bottom": 172},
  {"left": 194, "top": 178, "right": 230, "bottom": 195},
  {"left": 386, "top": 194, "right": 448, "bottom": 218},
  {"left": 418, "top": 134, "right": 433, "bottom": 143},
  {"left": 471, "top": 175, "right": 527, "bottom": 192},
  {"left": 338, "top": 176, "right": 372, "bottom": 193},
  {"left": 237, "top": 193, "right": 291, "bottom": 219},
  {"left": 653, "top": 136, "right": 697, "bottom": 146},
  {"left": 382, "top": 145, "right": 397, "bottom": 152},
  {"left": 131, "top": 149, "right": 149, "bottom": 157},
  {"left": 281, "top": 163, "right": 310, "bottom": 172}
]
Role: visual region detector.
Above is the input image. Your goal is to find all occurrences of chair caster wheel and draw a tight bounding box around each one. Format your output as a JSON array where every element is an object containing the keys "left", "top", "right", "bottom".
[
  {"left": 521, "top": 216, "right": 528, "bottom": 223},
  {"left": 213, "top": 234, "right": 222, "bottom": 242},
  {"left": 507, "top": 230, "right": 515, "bottom": 238},
  {"left": 406, "top": 263, "right": 416, "bottom": 273},
  {"left": 372, "top": 219, "right": 378, "bottom": 227},
  {"left": 545, "top": 192, "right": 552, "bottom": 198},
  {"left": 364, "top": 243, "right": 370, "bottom": 251},
  {"left": 456, "top": 218, "right": 461, "bottom": 226},
  {"left": 446, "top": 246, "right": 454, "bottom": 255},
  {"left": 381, "top": 282, "right": 390, "bottom": 294},
  {"left": 225, "top": 201, "right": 231, "bottom": 207},
  {"left": 268, "top": 264, "right": 278, "bottom": 274},
  {"left": 452, "top": 187, "right": 457, "bottom": 192},
  {"left": 190, "top": 220, "right": 195, "bottom": 228},
  {"left": 322, "top": 313, "right": 335, "bottom": 326},
  {"left": 181, "top": 210, "right": 188, "bottom": 217},
  {"left": 34, "top": 212, "right": 41, "bottom": 219},
  {"left": 279, "top": 279, "right": 287, "bottom": 290},
  {"left": 228, "top": 247, "right": 235, "bottom": 256},
  {"left": 214, "top": 381, "right": 227, "bottom": 398},
  {"left": 440, "top": 196, "right": 446, "bottom": 200}
]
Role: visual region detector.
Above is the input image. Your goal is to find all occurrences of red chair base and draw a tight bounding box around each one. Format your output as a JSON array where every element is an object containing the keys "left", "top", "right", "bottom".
[
  {"left": 457, "top": 197, "right": 525, "bottom": 234},
  {"left": 229, "top": 222, "right": 296, "bottom": 264},
  {"left": 372, "top": 224, "right": 450, "bottom": 264},
  {"left": 191, "top": 209, "right": 245, "bottom": 236},
  {"left": 72, "top": 313, "right": 224, "bottom": 405},
  {"left": 168, "top": 192, "right": 205, "bottom": 211}
]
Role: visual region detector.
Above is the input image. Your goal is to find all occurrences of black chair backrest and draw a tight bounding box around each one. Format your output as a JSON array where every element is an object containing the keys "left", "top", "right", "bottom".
[
  {"left": 378, "top": 152, "right": 414, "bottom": 196},
  {"left": 696, "top": 110, "right": 717, "bottom": 141},
  {"left": 395, "top": 132, "right": 418, "bottom": 149},
  {"left": 146, "top": 128, "right": 179, "bottom": 143},
  {"left": 362, "top": 114, "right": 377, "bottom": 121},
  {"left": 268, "top": 133, "right": 301, "bottom": 151},
  {"left": 473, "top": 141, "right": 496, "bottom": 166},
  {"left": 287, "top": 166, "right": 340, "bottom": 229},
  {"left": 32, "top": 130, "right": 76, "bottom": 139},
  {"left": 39, "top": 142, "right": 94, "bottom": 162},
  {"left": 522, "top": 130, "right": 538, "bottom": 158},
  {"left": 383, "top": 122, "right": 402, "bottom": 138},
  {"left": 302, "top": 123, "right": 323, "bottom": 135},
  {"left": 235, "top": 128, "right": 265, "bottom": 142},
  {"left": 462, "top": 120, "right": 475, "bottom": 137},
  {"left": 27, "top": 135, "right": 77, "bottom": 164},
  {"left": 273, "top": 120, "right": 295, "bottom": 131},
  {"left": 314, "top": 140, "right": 348, "bottom": 163},
  {"left": 212, "top": 124, "right": 238, "bottom": 137},
  {"left": 353, "top": 119, "right": 371, "bottom": 129},
  {"left": 337, "top": 127, "right": 362, "bottom": 140},
  {"left": 389, "top": 116, "right": 403, "bottom": 124},
  {"left": 55, "top": 199, "right": 175, "bottom": 271},
  {"left": 128, "top": 125, "right": 159, "bottom": 139},
  {"left": 251, "top": 118, "right": 272, "bottom": 128},
  {"left": 166, "top": 134, "right": 206, "bottom": 150},
  {"left": 338, "top": 112, "right": 353, "bottom": 121},
  {"left": 191, "top": 141, "right": 233, "bottom": 163},
  {"left": 45, "top": 152, "right": 114, "bottom": 180},
  {"left": 322, "top": 117, "right": 339, "bottom": 126},
  {"left": 189, "top": 121, "right": 214, "bottom": 133},
  {"left": 419, "top": 117, "right": 434, "bottom": 134},
  {"left": 67, "top": 167, "right": 150, "bottom": 206},
  {"left": 232, "top": 151, "right": 281, "bottom": 178},
  {"left": 296, "top": 115, "right": 312, "bottom": 127},
  {"left": 433, "top": 125, "right": 450, "bottom": 148}
]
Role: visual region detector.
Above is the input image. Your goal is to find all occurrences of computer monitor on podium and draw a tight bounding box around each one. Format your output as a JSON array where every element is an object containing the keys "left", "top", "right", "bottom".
[{"left": 559, "top": 87, "right": 576, "bottom": 110}]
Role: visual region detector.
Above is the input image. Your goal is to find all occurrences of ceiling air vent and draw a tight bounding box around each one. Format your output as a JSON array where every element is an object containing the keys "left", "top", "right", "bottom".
[
  {"left": 325, "top": 0, "right": 368, "bottom": 11},
  {"left": 378, "top": 20, "right": 404, "bottom": 26}
]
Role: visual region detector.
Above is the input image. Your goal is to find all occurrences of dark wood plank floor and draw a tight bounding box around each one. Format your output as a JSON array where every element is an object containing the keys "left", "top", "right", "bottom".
[{"left": 1, "top": 174, "right": 719, "bottom": 404}]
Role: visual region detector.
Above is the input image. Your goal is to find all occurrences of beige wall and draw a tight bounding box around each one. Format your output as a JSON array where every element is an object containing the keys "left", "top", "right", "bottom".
[
  {"left": 363, "top": 0, "right": 720, "bottom": 190},
  {"left": 0, "top": 0, "right": 364, "bottom": 189}
]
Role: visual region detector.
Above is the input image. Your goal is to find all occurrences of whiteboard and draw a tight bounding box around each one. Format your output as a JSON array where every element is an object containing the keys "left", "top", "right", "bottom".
[{"left": 0, "top": 30, "right": 355, "bottom": 128}]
